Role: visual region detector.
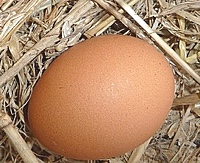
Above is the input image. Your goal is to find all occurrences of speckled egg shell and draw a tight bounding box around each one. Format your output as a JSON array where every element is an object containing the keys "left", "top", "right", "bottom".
[{"left": 28, "top": 35, "right": 174, "bottom": 160}]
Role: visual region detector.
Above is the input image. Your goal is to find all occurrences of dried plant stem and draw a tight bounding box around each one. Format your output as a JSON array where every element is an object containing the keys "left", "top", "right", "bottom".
[
  {"left": 172, "top": 93, "right": 200, "bottom": 107},
  {"left": 85, "top": 0, "right": 140, "bottom": 38},
  {"left": 0, "top": 111, "right": 39, "bottom": 163},
  {"left": 169, "top": 106, "right": 192, "bottom": 161},
  {"left": 0, "top": 0, "right": 94, "bottom": 87},
  {"left": 93, "top": 0, "right": 148, "bottom": 41},
  {"left": 178, "top": 16, "right": 186, "bottom": 60},
  {"left": 128, "top": 138, "right": 151, "bottom": 163},
  {"left": 85, "top": 12, "right": 116, "bottom": 38},
  {"left": 0, "top": 0, "right": 14, "bottom": 11},
  {"left": 0, "top": 0, "right": 46, "bottom": 43},
  {"left": 160, "top": 1, "right": 200, "bottom": 16},
  {"left": 114, "top": 0, "right": 200, "bottom": 84}
]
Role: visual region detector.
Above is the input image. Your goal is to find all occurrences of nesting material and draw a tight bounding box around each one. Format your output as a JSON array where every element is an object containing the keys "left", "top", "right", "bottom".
[{"left": 0, "top": 0, "right": 200, "bottom": 163}]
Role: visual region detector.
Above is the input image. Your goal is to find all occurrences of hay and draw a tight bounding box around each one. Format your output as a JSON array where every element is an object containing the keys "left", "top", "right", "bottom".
[{"left": 0, "top": 0, "right": 200, "bottom": 162}]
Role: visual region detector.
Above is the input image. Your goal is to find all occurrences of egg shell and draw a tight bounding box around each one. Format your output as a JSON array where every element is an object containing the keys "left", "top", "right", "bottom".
[{"left": 28, "top": 35, "right": 174, "bottom": 160}]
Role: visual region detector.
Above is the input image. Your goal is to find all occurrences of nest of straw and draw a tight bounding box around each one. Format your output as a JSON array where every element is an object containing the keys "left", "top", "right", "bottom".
[{"left": 0, "top": 0, "right": 200, "bottom": 162}]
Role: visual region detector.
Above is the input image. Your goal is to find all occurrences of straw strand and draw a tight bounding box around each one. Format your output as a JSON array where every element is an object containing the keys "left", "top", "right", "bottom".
[
  {"left": 114, "top": 0, "right": 200, "bottom": 84},
  {"left": 0, "top": 110, "right": 40, "bottom": 163},
  {"left": 0, "top": 0, "right": 95, "bottom": 87}
]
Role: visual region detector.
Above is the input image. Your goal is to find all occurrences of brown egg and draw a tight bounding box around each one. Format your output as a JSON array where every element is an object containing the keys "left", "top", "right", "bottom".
[{"left": 28, "top": 35, "right": 174, "bottom": 160}]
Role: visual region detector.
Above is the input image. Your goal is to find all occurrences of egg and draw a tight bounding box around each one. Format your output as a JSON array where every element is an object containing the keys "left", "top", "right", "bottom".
[{"left": 28, "top": 35, "right": 174, "bottom": 160}]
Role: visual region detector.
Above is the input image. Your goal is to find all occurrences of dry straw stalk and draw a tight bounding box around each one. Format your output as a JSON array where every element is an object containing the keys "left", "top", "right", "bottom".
[
  {"left": 172, "top": 93, "right": 200, "bottom": 107},
  {"left": 0, "top": 99, "right": 39, "bottom": 163},
  {"left": 94, "top": 0, "right": 200, "bottom": 84},
  {"left": 0, "top": 0, "right": 95, "bottom": 87},
  {"left": 128, "top": 138, "right": 151, "bottom": 163},
  {"left": 1, "top": 0, "right": 200, "bottom": 162},
  {"left": 85, "top": 0, "right": 140, "bottom": 38}
]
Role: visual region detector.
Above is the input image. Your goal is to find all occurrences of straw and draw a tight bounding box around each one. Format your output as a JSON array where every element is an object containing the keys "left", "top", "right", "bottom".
[
  {"left": 1, "top": 0, "right": 200, "bottom": 162},
  {"left": 0, "top": 0, "right": 95, "bottom": 87},
  {"left": 103, "top": 0, "right": 200, "bottom": 84},
  {"left": 0, "top": 99, "right": 39, "bottom": 163}
]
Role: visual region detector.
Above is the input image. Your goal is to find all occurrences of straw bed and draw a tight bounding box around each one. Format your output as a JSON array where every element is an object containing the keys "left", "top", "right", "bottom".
[{"left": 0, "top": 0, "right": 200, "bottom": 162}]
